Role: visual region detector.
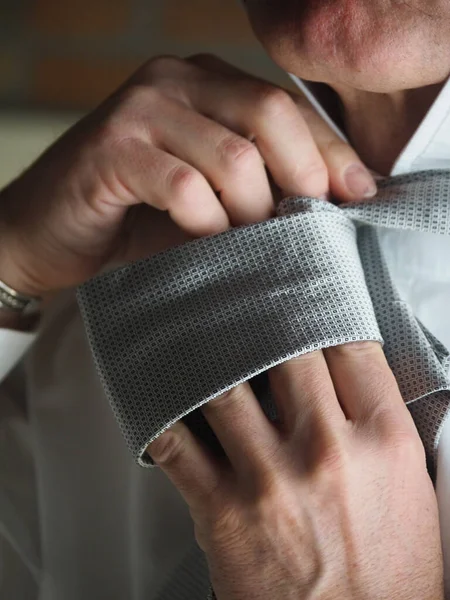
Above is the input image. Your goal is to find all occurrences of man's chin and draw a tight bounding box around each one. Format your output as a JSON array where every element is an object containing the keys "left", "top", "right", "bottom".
[
  {"left": 271, "top": 43, "right": 450, "bottom": 94},
  {"left": 244, "top": 1, "right": 450, "bottom": 93}
]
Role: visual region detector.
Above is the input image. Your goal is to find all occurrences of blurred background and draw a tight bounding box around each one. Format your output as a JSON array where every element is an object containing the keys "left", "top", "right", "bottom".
[{"left": 0, "top": 0, "right": 290, "bottom": 188}]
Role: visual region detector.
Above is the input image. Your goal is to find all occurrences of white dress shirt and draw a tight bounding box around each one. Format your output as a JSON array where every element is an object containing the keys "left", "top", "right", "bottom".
[{"left": 2, "top": 77, "right": 450, "bottom": 599}]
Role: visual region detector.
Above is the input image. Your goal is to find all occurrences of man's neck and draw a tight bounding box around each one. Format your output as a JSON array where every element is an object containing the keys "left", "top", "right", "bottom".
[{"left": 331, "top": 82, "right": 446, "bottom": 175}]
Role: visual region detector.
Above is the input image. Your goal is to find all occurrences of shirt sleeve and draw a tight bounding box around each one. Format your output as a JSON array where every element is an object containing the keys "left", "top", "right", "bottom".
[{"left": 0, "top": 328, "right": 36, "bottom": 381}]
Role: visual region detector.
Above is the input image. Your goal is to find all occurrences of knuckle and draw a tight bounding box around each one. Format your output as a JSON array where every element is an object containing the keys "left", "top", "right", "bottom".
[
  {"left": 217, "top": 135, "right": 261, "bottom": 172},
  {"left": 254, "top": 84, "right": 295, "bottom": 118},
  {"left": 167, "top": 165, "right": 204, "bottom": 200},
  {"left": 362, "top": 399, "right": 427, "bottom": 464},
  {"left": 149, "top": 430, "right": 185, "bottom": 466},
  {"left": 96, "top": 86, "right": 160, "bottom": 143},
  {"left": 118, "top": 80, "right": 188, "bottom": 123},
  {"left": 142, "top": 54, "right": 184, "bottom": 79},
  {"left": 306, "top": 433, "right": 351, "bottom": 482},
  {"left": 104, "top": 135, "right": 136, "bottom": 161},
  {"left": 380, "top": 421, "right": 425, "bottom": 460},
  {"left": 140, "top": 56, "right": 196, "bottom": 103},
  {"left": 118, "top": 84, "right": 161, "bottom": 113},
  {"left": 317, "top": 440, "right": 350, "bottom": 475}
]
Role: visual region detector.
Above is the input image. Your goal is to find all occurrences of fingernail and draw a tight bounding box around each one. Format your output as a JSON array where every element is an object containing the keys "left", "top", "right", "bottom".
[{"left": 344, "top": 165, "right": 377, "bottom": 199}]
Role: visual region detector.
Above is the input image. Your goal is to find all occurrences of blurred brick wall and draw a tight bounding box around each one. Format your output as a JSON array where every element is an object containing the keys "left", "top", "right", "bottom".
[{"left": 0, "top": 0, "right": 290, "bottom": 112}]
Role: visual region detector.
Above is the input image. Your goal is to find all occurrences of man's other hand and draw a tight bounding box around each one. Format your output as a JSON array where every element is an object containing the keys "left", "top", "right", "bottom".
[
  {"left": 0, "top": 54, "right": 376, "bottom": 298},
  {"left": 149, "top": 342, "right": 443, "bottom": 600}
]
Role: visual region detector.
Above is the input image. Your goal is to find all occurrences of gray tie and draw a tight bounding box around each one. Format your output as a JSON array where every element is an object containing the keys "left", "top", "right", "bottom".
[{"left": 78, "top": 170, "right": 450, "bottom": 599}]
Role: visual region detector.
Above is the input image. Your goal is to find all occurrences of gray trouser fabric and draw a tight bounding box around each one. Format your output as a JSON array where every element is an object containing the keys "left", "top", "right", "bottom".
[{"left": 78, "top": 170, "right": 450, "bottom": 598}]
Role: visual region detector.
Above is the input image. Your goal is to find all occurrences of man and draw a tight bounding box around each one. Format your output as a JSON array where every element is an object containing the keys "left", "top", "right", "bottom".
[{"left": 0, "top": 1, "right": 448, "bottom": 598}]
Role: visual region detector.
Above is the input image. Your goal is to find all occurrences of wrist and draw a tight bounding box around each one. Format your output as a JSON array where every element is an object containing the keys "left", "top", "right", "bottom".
[
  {"left": 0, "top": 264, "right": 51, "bottom": 331},
  {"left": 0, "top": 247, "right": 56, "bottom": 327},
  {"left": 0, "top": 263, "right": 45, "bottom": 332},
  {"left": 0, "top": 259, "right": 46, "bottom": 298},
  {"left": 0, "top": 229, "right": 55, "bottom": 299},
  {"left": 0, "top": 251, "right": 45, "bottom": 296}
]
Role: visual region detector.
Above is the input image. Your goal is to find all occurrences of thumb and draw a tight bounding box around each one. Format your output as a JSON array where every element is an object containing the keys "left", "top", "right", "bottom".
[{"left": 294, "top": 95, "right": 378, "bottom": 203}]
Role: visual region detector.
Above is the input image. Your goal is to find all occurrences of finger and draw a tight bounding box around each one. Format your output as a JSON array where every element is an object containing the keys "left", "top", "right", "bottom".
[
  {"left": 184, "top": 74, "right": 330, "bottom": 198},
  {"left": 324, "top": 342, "right": 408, "bottom": 426},
  {"left": 188, "top": 56, "right": 377, "bottom": 203},
  {"left": 147, "top": 421, "right": 223, "bottom": 510},
  {"left": 293, "top": 96, "right": 378, "bottom": 202},
  {"left": 268, "top": 352, "right": 346, "bottom": 440},
  {"left": 153, "top": 100, "right": 274, "bottom": 225},
  {"left": 105, "top": 138, "right": 230, "bottom": 237},
  {"left": 202, "top": 382, "right": 280, "bottom": 476}
]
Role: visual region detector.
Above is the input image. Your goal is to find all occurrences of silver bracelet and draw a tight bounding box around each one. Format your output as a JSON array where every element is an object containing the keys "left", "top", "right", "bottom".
[{"left": 0, "top": 278, "right": 42, "bottom": 315}]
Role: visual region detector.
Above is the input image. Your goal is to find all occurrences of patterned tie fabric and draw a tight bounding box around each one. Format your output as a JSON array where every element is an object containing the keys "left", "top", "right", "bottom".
[{"left": 78, "top": 170, "right": 450, "bottom": 599}]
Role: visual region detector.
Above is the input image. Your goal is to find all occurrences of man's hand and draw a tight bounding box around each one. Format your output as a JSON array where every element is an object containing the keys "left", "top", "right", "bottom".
[
  {"left": 0, "top": 54, "right": 376, "bottom": 298},
  {"left": 149, "top": 343, "right": 443, "bottom": 600}
]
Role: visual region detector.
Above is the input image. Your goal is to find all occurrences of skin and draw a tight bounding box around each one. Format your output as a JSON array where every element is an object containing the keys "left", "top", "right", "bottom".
[
  {"left": 243, "top": 0, "right": 450, "bottom": 91},
  {"left": 0, "top": 55, "right": 374, "bottom": 307},
  {"left": 0, "top": 2, "right": 446, "bottom": 598},
  {"left": 243, "top": 0, "right": 450, "bottom": 172},
  {"left": 147, "top": 2, "right": 450, "bottom": 597},
  {"left": 149, "top": 344, "right": 443, "bottom": 599}
]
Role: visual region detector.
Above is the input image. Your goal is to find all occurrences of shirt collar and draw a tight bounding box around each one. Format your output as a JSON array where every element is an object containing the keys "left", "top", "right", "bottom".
[{"left": 289, "top": 73, "right": 450, "bottom": 176}]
